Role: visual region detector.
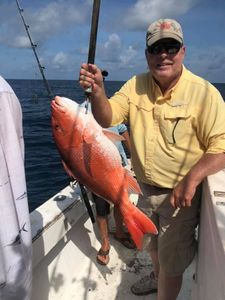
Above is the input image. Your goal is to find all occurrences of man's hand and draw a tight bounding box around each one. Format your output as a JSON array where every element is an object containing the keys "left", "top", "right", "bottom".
[
  {"left": 170, "top": 153, "right": 225, "bottom": 208},
  {"left": 78, "top": 63, "right": 112, "bottom": 127},
  {"left": 79, "top": 63, "right": 104, "bottom": 93},
  {"left": 170, "top": 175, "right": 197, "bottom": 208}
]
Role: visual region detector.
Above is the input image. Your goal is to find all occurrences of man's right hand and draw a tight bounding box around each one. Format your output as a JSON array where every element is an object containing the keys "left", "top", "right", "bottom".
[
  {"left": 79, "top": 63, "right": 104, "bottom": 94},
  {"left": 78, "top": 63, "right": 112, "bottom": 127}
]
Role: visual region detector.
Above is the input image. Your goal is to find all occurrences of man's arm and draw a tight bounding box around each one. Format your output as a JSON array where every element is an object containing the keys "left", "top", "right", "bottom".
[
  {"left": 79, "top": 63, "right": 112, "bottom": 127},
  {"left": 121, "top": 130, "right": 131, "bottom": 155},
  {"left": 170, "top": 153, "right": 225, "bottom": 208}
]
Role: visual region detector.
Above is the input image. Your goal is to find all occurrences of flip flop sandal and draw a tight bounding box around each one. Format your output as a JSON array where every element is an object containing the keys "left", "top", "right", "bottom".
[
  {"left": 113, "top": 233, "right": 136, "bottom": 249},
  {"left": 96, "top": 248, "right": 110, "bottom": 265}
]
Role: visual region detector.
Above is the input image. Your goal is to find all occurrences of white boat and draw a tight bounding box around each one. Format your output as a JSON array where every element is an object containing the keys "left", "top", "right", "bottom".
[{"left": 30, "top": 169, "right": 225, "bottom": 300}]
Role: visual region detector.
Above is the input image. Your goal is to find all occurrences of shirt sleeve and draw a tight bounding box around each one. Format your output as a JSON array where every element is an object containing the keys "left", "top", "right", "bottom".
[
  {"left": 109, "top": 78, "right": 134, "bottom": 126},
  {"left": 0, "top": 84, "right": 32, "bottom": 299},
  {"left": 117, "top": 124, "right": 127, "bottom": 134},
  {"left": 197, "top": 89, "right": 225, "bottom": 154}
]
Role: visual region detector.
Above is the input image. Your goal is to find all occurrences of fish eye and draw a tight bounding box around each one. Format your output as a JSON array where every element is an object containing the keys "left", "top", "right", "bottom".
[{"left": 55, "top": 124, "right": 60, "bottom": 130}]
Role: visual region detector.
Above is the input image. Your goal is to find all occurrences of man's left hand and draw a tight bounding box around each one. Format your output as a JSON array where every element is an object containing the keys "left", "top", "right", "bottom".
[{"left": 170, "top": 176, "right": 197, "bottom": 208}]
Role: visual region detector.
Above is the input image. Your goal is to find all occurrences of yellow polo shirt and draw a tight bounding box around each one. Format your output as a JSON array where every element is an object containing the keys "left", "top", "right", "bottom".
[{"left": 109, "top": 66, "right": 225, "bottom": 188}]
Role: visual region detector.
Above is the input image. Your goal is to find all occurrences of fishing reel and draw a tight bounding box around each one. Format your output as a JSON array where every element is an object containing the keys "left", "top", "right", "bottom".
[{"left": 101, "top": 70, "right": 108, "bottom": 81}]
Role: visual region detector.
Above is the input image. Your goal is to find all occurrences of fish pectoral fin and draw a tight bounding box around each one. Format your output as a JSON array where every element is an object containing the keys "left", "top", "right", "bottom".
[
  {"left": 103, "top": 129, "right": 125, "bottom": 143},
  {"left": 125, "top": 169, "right": 142, "bottom": 195},
  {"left": 62, "top": 160, "right": 76, "bottom": 179},
  {"left": 83, "top": 128, "right": 96, "bottom": 144}
]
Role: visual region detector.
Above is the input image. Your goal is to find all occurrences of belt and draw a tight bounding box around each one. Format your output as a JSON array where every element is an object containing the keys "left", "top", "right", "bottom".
[{"left": 140, "top": 182, "right": 172, "bottom": 191}]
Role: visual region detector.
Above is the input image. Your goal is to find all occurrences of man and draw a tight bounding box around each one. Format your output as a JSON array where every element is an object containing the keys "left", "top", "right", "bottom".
[
  {"left": 79, "top": 18, "right": 225, "bottom": 300},
  {"left": 0, "top": 76, "right": 32, "bottom": 299},
  {"left": 94, "top": 124, "right": 135, "bottom": 266}
]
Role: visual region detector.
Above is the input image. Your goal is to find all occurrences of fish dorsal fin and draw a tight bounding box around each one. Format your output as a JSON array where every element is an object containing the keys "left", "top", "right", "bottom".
[{"left": 103, "top": 129, "right": 125, "bottom": 143}]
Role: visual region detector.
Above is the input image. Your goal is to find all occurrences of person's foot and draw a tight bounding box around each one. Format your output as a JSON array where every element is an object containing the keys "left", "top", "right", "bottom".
[
  {"left": 96, "top": 248, "right": 110, "bottom": 265},
  {"left": 113, "top": 232, "right": 136, "bottom": 249},
  {"left": 130, "top": 271, "right": 158, "bottom": 295}
]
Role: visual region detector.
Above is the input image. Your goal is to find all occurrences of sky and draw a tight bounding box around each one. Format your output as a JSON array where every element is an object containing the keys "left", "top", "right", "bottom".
[{"left": 0, "top": 0, "right": 225, "bottom": 82}]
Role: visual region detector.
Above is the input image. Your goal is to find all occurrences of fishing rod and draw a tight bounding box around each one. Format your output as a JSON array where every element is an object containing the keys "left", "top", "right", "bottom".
[
  {"left": 84, "top": 0, "right": 101, "bottom": 113},
  {"left": 15, "top": 0, "right": 53, "bottom": 100},
  {"left": 79, "top": 0, "right": 102, "bottom": 223}
]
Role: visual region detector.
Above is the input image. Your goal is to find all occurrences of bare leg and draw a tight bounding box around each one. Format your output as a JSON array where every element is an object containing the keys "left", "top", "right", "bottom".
[
  {"left": 113, "top": 206, "right": 126, "bottom": 238},
  {"left": 96, "top": 215, "right": 110, "bottom": 264},
  {"left": 150, "top": 249, "right": 182, "bottom": 300},
  {"left": 113, "top": 206, "right": 136, "bottom": 249},
  {"left": 150, "top": 249, "right": 160, "bottom": 279},
  {"left": 157, "top": 269, "right": 182, "bottom": 300}
]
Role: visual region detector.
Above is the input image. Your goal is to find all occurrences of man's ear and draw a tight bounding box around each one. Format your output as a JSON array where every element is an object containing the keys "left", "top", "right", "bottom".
[
  {"left": 145, "top": 48, "right": 148, "bottom": 60},
  {"left": 181, "top": 45, "right": 186, "bottom": 55}
]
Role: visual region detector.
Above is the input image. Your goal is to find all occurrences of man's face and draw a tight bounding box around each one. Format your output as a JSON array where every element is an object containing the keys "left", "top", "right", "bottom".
[{"left": 145, "top": 38, "right": 185, "bottom": 84}]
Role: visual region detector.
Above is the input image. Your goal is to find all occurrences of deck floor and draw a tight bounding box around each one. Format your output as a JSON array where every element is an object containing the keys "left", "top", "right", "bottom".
[{"left": 64, "top": 231, "right": 195, "bottom": 300}]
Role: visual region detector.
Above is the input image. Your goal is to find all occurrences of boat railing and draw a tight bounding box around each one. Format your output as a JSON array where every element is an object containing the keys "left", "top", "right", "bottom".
[{"left": 191, "top": 169, "right": 225, "bottom": 300}]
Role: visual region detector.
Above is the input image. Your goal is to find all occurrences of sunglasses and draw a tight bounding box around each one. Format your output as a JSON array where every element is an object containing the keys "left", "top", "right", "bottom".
[{"left": 147, "top": 42, "right": 182, "bottom": 55}]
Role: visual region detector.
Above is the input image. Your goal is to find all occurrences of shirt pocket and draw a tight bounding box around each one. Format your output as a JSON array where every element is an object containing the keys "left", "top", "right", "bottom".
[
  {"left": 129, "top": 98, "right": 153, "bottom": 132},
  {"left": 159, "top": 107, "right": 192, "bottom": 144}
]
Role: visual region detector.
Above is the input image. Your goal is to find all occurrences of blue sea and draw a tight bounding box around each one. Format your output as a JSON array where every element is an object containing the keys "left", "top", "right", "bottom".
[{"left": 7, "top": 79, "right": 225, "bottom": 212}]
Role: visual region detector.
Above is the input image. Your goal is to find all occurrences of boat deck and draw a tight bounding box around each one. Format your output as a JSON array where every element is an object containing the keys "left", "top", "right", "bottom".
[
  {"left": 64, "top": 226, "right": 195, "bottom": 300},
  {"left": 31, "top": 171, "right": 225, "bottom": 300}
]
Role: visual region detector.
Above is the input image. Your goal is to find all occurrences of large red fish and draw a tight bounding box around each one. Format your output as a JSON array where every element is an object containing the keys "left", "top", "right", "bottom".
[{"left": 51, "top": 96, "right": 158, "bottom": 249}]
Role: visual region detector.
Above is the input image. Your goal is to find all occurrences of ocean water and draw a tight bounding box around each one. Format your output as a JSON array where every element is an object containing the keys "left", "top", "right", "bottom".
[{"left": 7, "top": 79, "right": 225, "bottom": 212}]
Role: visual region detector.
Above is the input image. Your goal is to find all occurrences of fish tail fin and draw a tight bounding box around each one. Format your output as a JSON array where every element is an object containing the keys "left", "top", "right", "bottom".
[{"left": 120, "top": 200, "right": 158, "bottom": 250}]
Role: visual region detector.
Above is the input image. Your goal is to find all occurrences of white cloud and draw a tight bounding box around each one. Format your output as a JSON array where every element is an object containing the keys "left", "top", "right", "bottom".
[
  {"left": 0, "top": 0, "right": 92, "bottom": 48},
  {"left": 30, "top": 1, "right": 89, "bottom": 36},
  {"left": 13, "top": 36, "right": 30, "bottom": 48},
  {"left": 96, "top": 34, "right": 140, "bottom": 74},
  {"left": 52, "top": 52, "right": 68, "bottom": 67},
  {"left": 185, "top": 46, "right": 225, "bottom": 82},
  {"left": 53, "top": 52, "right": 67, "bottom": 64},
  {"left": 97, "top": 34, "right": 122, "bottom": 63},
  {"left": 123, "top": 0, "right": 198, "bottom": 30},
  {"left": 104, "top": 34, "right": 121, "bottom": 51},
  {"left": 119, "top": 46, "right": 137, "bottom": 65},
  {"left": 0, "top": 0, "right": 224, "bottom": 82}
]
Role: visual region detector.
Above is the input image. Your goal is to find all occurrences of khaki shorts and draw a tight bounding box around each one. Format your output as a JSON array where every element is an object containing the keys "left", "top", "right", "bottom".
[{"left": 138, "top": 183, "right": 201, "bottom": 276}]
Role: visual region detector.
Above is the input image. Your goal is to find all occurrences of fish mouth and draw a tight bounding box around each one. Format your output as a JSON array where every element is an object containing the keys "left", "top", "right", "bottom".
[{"left": 51, "top": 96, "right": 66, "bottom": 113}]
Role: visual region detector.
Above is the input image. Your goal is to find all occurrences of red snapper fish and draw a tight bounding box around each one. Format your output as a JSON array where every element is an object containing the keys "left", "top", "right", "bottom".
[{"left": 51, "top": 96, "right": 158, "bottom": 249}]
